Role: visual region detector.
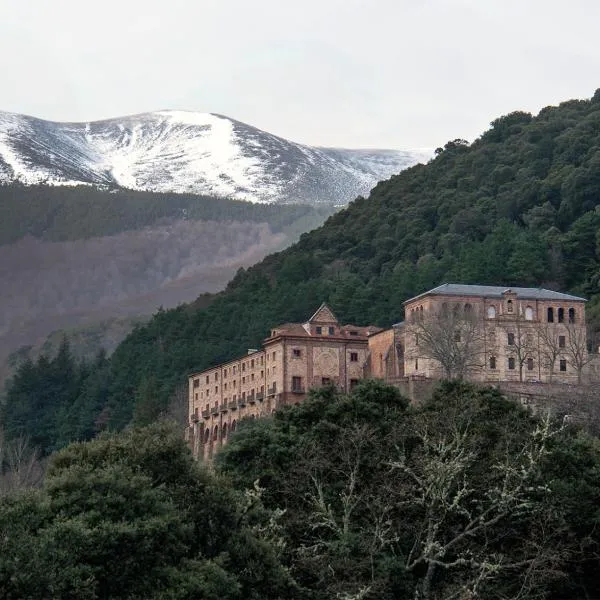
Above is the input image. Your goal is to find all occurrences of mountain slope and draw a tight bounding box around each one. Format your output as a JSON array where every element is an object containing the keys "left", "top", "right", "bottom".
[
  {"left": 0, "top": 110, "right": 426, "bottom": 204},
  {"left": 8, "top": 90, "right": 600, "bottom": 453}
]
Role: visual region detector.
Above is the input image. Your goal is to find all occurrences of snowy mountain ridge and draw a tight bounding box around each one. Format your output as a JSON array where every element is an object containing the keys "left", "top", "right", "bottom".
[{"left": 0, "top": 110, "right": 428, "bottom": 204}]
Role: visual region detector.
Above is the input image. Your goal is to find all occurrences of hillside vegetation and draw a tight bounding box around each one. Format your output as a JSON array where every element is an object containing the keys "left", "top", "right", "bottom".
[
  {"left": 0, "top": 185, "right": 334, "bottom": 399},
  {"left": 5, "top": 91, "right": 600, "bottom": 453}
]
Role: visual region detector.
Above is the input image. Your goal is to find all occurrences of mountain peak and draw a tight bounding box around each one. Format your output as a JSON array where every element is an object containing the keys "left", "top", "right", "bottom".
[{"left": 0, "top": 110, "right": 427, "bottom": 204}]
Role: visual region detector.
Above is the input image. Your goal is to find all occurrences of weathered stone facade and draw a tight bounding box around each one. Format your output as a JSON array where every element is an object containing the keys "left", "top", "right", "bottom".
[
  {"left": 189, "top": 285, "right": 595, "bottom": 460},
  {"left": 370, "top": 284, "right": 589, "bottom": 387},
  {"left": 188, "top": 304, "right": 380, "bottom": 460}
]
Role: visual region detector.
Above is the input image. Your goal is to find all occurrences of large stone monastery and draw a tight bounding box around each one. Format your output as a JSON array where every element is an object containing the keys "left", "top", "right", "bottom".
[{"left": 189, "top": 283, "right": 590, "bottom": 459}]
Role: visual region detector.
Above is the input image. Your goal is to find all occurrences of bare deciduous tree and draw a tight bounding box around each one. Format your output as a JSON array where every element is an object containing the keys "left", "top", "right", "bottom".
[
  {"left": 564, "top": 323, "right": 595, "bottom": 384},
  {"left": 407, "top": 304, "right": 485, "bottom": 380},
  {"left": 537, "top": 324, "right": 563, "bottom": 382},
  {"left": 0, "top": 430, "right": 44, "bottom": 494},
  {"left": 391, "top": 412, "right": 566, "bottom": 600},
  {"left": 501, "top": 313, "right": 536, "bottom": 382}
]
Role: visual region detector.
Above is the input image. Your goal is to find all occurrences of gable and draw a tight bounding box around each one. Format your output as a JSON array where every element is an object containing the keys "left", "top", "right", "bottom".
[{"left": 308, "top": 303, "right": 338, "bottom": 324}]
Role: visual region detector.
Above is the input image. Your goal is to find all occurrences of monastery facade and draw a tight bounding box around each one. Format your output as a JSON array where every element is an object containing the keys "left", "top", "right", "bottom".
[
  {"left": 188, "top": 304, "right": 380, "bottom": 460},
  {"left": 189, "top": 284, "right": 590, "bottom": 460}
]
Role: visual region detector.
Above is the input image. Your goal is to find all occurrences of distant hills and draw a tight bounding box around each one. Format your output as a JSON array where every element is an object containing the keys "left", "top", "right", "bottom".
[{"left": 0, "top": 110, "right": 427, "bottom": 204}]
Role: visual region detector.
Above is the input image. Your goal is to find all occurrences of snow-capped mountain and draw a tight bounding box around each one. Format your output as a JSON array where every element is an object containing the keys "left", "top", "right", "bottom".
[{"left": 0, "top": 110, "right": 428, "bottom": 204}]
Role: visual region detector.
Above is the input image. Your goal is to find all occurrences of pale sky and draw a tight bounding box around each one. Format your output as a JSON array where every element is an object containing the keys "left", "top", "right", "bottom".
[{"left": 2, "top": 0, "right": 599, "bottom": 149}]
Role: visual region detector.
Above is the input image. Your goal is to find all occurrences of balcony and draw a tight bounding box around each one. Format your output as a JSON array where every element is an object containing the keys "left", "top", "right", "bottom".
[
  {"left": 238, "top": 397, "right": 247, "bottom": 408},
  {"left": 256, "top": 391, "right": 264, "bottom": 401},
  {"left": 210, "top": 406, "right": 219, "bottom": 416},
  {"left": 201, "top": 409, "right": 210, "bottom": 419},
  {"left": 248, "top": 393, "right": 256, "bottom": 404},
  {"left": 191, "top": 413, "right": 200, "bottom": 423},
  {"left": 267, "top": 387, "right": 276, "bottom": 396},
  {"left": 228, "top": 400, "right": 237, "bottom": 410},
  {"left": 220, "top": 402, "right": 228, "bottom": 413}
]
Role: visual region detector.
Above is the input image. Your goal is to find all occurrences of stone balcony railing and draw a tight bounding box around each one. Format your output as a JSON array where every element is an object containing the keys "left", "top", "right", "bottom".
[
  {"left": 228, "top": 399, "right": 237, "bottom": 410},
  {"left": 201, "top": 408, "right": 210, "bottom": 419},
  {"left": 256, "top": 391, "right": 264, "bottom": 401}
]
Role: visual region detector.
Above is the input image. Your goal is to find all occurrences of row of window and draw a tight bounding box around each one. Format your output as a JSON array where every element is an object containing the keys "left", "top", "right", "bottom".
[
  {"left": 487, "top": 304, "right": 577, "bottom": 323},
  {"left": 413, "top": 357, "right": 569, "bottom": 372},
  {"left": 290, "top": 376, "right": 359, "bottom": 391},
  {"left": 315, "top": 326, "right": 335, "bottom": 335},
  {"left": 193, "top": 352, "right": 280, "bottom": 387},
  {"left": 291, "top": 348, "right": 359, "bottom": 362}
]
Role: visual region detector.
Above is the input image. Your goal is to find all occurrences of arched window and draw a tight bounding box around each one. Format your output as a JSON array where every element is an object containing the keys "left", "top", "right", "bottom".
[
  {"left": 222, "top": 423, "right": 227, "bottom": 439},
  {"left": 231, "top": 420, "right": 237, "bottom": 432},
  {"left": 487, "top": 306, "right": 496, "bottom": 319},
  {"left": 213, "top": 425, "right": 219, "bottom": 441},
  {"left": 568, "top": 307, "right": 576, "bottom": 324},
  {"left": 465, "top": 303, "right": 472, "bottom": 313},
  {"left": 525, "top": 306, "right": 533, "bottom": 321},
  {"left": 489, "top": 356, "right": 496, "bottom": 370},
  {"left": 507, "top": 299, "right": 513, "bottom": 313},
  {"left": 204, "top": 428, "right": 210, "bottom": 444},
  {"left": 558, "top": 307, "right": 564, "bottom": 323},
  {"left": 547, "top": 307, "right": 554, "bottom": 323}
]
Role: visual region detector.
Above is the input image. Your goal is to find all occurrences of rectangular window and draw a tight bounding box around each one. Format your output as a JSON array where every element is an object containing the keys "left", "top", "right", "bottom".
[
  {"left": 242, "top": 363, "right": 246, "bottom": 372},
  {"left": 215, "top": 386, "right": 218, "bottom": 393},
  {"left": 527, "top": 357, "right": 534, "bottom": 371},
  {"left": 507, "top": 333, "right": 515, "bottom": 346},
  {"left": 547, "top": 307, "right": 554, "bottom": 323},
  {"left": 261, "top": 370, "right": 264, "bottom": 378},
  {"left": 215, "top": 372, "right": 219, "bottom": 381},
  {"left": 558, "top": 308, "right": 564, "bottom": 323},
  {"left": 224, "top": 383, "right": 227, "bottom": 390},
  {"left": 260, "top": 356, "right": 264, "bottom": 365},
  {"left": 350, "top": 331, "right": 358, "bottom": 336},
  {"left": 321, "top": 377, "right": 331, "bottom": 386},
  {"left": 489, "top": 356, "right": 496, "bottom": 370},
  {"left": 251, "top": 359, "right": 255, "bottom": 368},
  {"left": 206, "top": 389, "right": 210, "bottom": 397},
  {"left": 328, "top": 326, "right": 335, "bottom": 335},
  {"left": 292, "top": 376, "right": 302, "bottom": 391},
  {"left": 349, "top": 378, "right": 359, "bottom": 390},
  {"left": 223, "top": 369, "right": 227, "bottom": 378},
  {"left": 251, "top": 374, "right": 255, "bottom": 381},
  {"left": 293, "top": 348, "right": 302, "bottom": 358},
  {"left": 272, "top": 366, "right": 276, "bottom": 374},
  {"left": 193, "top": 378, "right": 199, "bottom": 388},
  {"left": 206, "top": 376, "right": 209, "bottom": 384},
  {"left": 316, "top": 326, "right": 322, "bottom": 335},
  {"left": 272, "top": 352, "right": 276, "bottom": 360},
  {"left": 560, "top": 359, "right": 567, "bottom": 372},
  {"left": 508, "top": 357, "right": 515, "bottom": 370},
  {"left": 559, "top": 335, "right": 566, "bottom": 348},
  {"left": 350, "top": 352, "right": 358, "bottom": 362},
  {"left": 233, "top": 380, "right": 236, "bottom": 388},
  {"left": 242, "top": 376, "right": 245, "bottom": 384}
]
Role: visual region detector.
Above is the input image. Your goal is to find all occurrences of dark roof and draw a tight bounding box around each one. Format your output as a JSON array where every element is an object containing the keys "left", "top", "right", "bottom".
[{"left": 404, "top": 283, "right": 586, "bottom": 304}]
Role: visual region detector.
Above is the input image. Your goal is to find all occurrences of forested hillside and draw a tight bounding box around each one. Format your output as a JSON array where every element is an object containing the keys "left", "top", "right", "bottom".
[
  {"left": 6, "top": 91, "right": 600, "bottom": 453},
  {"left": 0, "top": 185, "right": 334, "bottom": 397}
]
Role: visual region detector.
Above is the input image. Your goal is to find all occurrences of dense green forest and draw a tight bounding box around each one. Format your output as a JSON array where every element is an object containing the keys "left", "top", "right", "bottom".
[
  {"left": 5, "top": 91, "right": 600, "bottom": 453},
  {"left": 0, "top": 184, "right": 334, "bottom": 244},
  {"left": 1, "top": 382, "right": 599, "bottom": 599}
]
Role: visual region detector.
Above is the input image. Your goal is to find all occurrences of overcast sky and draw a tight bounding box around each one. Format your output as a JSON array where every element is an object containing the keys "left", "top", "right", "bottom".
[{"left": 2, "top": 0, "right": 599, "bottom": 149}]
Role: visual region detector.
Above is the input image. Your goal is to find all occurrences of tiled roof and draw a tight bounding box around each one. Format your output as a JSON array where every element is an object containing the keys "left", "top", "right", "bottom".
[{"left": 405, "top": 283, "right": 586, "bottom": 304}]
